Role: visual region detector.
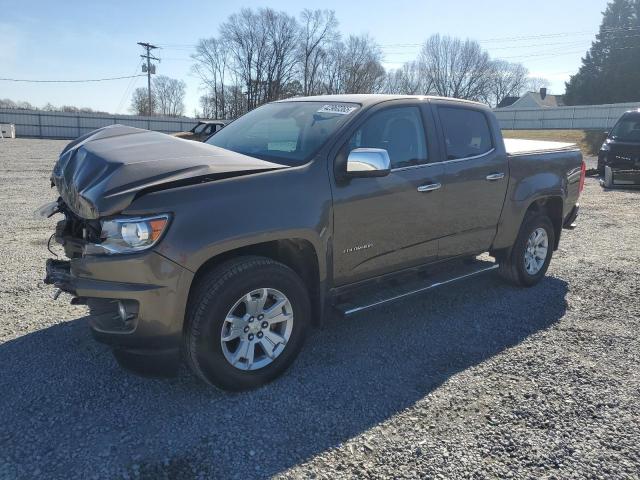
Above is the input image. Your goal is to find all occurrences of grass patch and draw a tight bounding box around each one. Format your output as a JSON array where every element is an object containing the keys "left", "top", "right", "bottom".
[{"left": 502, "top": 130, "right": 607, "bottom": 155}]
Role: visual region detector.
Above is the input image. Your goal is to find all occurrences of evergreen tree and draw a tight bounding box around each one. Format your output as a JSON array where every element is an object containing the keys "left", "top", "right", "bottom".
[{"left": 564, "top": 0, "right": 640, "bottom": 105}]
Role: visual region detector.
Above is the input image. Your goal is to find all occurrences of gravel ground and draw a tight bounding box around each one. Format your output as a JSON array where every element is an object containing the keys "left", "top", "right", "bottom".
[{"left": 0, "top": 139, "right": 638, "bottom": 479}]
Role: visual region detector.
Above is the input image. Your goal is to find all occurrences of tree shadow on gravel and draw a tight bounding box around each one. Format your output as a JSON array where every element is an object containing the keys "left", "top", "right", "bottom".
[{"left": 0, "top": 275, "right": 568, "bottom": 479}]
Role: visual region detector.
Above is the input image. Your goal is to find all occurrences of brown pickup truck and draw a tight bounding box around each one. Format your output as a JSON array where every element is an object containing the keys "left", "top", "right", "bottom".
[{"left": 41, "top": 94, "right": 584, "bottom": 390}]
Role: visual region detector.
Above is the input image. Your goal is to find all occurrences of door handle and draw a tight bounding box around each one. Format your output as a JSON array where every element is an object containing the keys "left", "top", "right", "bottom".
[
  {"left": 417, "top": 183, "right": 442, "bottom": 192},
  {"left": 486, "top": 173, "right": 505, "bottom": 181}
]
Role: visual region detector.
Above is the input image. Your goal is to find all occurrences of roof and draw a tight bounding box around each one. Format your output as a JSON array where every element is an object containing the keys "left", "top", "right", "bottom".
[
  {"left": 498, "top": 91, "right": 565, "bottom": 109},
  {"left": 497, "top": 96, "right": 520, "bottom": 108},
  {"left": 195, "top": 119, "right": 227, "bottom": 124},
  {"left": 531, "top": 91, "right": 564, "bottom": 107},
  {"left": 276, "top": 94, "right": 487, "bottom": 108}
]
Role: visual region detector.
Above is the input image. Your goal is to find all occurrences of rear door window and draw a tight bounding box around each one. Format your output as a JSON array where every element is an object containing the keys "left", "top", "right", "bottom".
[{"left": 438, "top": 107, "right": 493, "bottom": 160}]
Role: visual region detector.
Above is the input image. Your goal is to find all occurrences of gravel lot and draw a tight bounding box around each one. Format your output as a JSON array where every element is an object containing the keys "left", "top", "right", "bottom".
[{"left": 0, "top": 139, "right": 638, "bottom": 479}]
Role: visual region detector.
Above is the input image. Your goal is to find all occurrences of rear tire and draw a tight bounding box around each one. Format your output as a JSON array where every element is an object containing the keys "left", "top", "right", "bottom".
[
  {"left": 498, "top": 212, "right": 555, "bottom": 287},
  {"left": 184, "top": 256, "right": 310, "bottom": 391}
]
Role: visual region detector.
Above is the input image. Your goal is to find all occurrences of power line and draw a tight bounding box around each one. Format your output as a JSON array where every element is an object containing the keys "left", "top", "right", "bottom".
[
  {"left": 116, "top": 59, "right": 144, "bottom": 114},
  {"left": 382, "top": 40, "right": 590, "bottom": 52},
  {"left": 153, "top": 26, "right": 640, "bottom": 66},
  {"left": 143, "top": 26, "right": 640, "bottom": 75},
  {"left": 381, "top": 34, "right": 640, "bottom": 53},
  {"left": 156, "top": 25, "right": 640, "bottom": 52},
  {"left": 0, "top": 74, "right": 146, "bottom": 83}
]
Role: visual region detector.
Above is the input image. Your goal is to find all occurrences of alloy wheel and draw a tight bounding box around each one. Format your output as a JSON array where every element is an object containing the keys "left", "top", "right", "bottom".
[
  {"left": 220, "top": 288, "right": 294, "bottom": 371},
  {"left": 524, "top": 227, "right": 549, "bottom": 275}
]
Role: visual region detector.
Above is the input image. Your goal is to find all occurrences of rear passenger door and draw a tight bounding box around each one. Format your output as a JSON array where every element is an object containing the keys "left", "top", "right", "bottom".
[{"left": 434, "top": 104, "right": 509, "bottom": 258}]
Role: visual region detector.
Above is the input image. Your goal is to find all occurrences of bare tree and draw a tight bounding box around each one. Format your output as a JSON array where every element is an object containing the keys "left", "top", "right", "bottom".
[
  {"left": 262, "top": 8, "right": 300, "bottom": 102},
  {"left": 0, "top": 99, "right": 36, "bottom": 110},
  {"left": 130, "top": 87, "right": 156, "bottom": 116},
  {"left": 486, "top": 60, "right": 529, "bottom": 107},
  {"left": 220, "top": 8, "right": 265, "bottom": 110},
  {"left": 224, "top": 83, "right": 249, "bottom": 118},
  {"left": 418, "top": 34, "right": 493, "bottom": 101},
  {"left": 384, "top": 61, "right": 428, "bottom": 95},
  {"left": 320, "top": 42, "right": 344, "bottom": 94},
  {"left": 0, "top": 99, "right": 17, "bottom": 109},
  {"left": 221, "top": 8, "right": 298, "bottom": 110},
  {"left": 153, "top": 75, "right": 186, "bottom": 117},
  {"left": 527, "top": 76, "right": 550, "bottom": 93},
  {"left": 323, "top": 35, "right": 385, "bottom": 94},
  {"left": 2, "top": 99, "right": 106, "bottom": 113},
  {"left": 192, "top": 37, "right": 229, "bottom": 118},
  {"left": 299, "top": 9, "right": 338, "bottom": 95},
  {"left": 190, "top": 8, "right": 538, "bottom": 119}
]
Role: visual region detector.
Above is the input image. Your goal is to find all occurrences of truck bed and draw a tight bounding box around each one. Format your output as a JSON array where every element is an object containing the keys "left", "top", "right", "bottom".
[{"left": 504, "top": 138, "right": 579, "bottom": 156}]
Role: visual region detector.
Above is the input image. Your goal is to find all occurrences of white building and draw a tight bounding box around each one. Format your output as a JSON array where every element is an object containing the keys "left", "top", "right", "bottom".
[{"left": 497, "top": 88, "right": 564, "bottom": 109}]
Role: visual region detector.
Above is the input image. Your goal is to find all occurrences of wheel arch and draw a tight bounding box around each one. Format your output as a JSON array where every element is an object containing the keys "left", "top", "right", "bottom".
[
  {"left": 522, "top": 196, "right": 563, "bottom": 250},
  {"left": 492, "top": 194, "right": 564, "bottom": 257},
  {"left": 187, "top": 238, "right": 324, "bottom": 327}
]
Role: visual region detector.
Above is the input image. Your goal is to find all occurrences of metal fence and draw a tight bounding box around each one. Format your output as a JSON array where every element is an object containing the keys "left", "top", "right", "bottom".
[
  {"left": 0, "top": 109, "right": 199, "bottom": 139},
  {"left": 494, "top": 101, "right": 640, "bottom": 130},
  {"left": 3, "top": 101, "right": 640, "bottom": 139}
]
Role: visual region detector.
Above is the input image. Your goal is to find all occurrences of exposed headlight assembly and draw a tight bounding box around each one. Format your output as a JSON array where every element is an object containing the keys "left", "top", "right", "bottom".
[
  {"left": 600, "top": 141, "right": 611, "bottom": 152},
  {"left": 85, "top": 214, "right": 170, "bottom": 255}
]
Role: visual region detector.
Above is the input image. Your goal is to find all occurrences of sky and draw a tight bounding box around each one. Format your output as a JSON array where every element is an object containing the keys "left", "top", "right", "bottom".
[{"left": 0, "top": 0, "right": 611, "bottom": 115}]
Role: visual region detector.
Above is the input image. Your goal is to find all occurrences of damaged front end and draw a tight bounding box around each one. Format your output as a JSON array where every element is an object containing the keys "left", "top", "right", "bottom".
[
  {"left": 38, "top": 124, "right": 288, "bottom": 372},
  {"left": 39, "top": 195, "right": 192, "bottom": 374},
  {"left": 41, "top": 197, "right": 96, "bottom": 295},
  {"left": 41, "top": 197, "right": 130, "bottom": 326},
  {"left": 40, "top": 198, "right": 102, "bottom": 262},
  {"left": 39, "top": 199, "right": 129, "bottom": 341}
]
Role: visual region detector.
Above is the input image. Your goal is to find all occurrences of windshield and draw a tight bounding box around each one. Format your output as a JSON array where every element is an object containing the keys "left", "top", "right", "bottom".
[
  {"left": 206, "top": 101, "right": 360, "bottom": 165},
  {"left": 610, "top": 113, "right": 640, "bottom": 142}
]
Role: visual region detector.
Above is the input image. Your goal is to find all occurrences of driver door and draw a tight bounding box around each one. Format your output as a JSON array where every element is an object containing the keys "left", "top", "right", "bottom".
[{"left": 331, "top": 103, "right": 446, "bottom": 286}]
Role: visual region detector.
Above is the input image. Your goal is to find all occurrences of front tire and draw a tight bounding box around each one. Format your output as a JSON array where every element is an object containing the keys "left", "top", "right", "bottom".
[
  {"left": 184, "top": 256, "right": 310, "bottom": 391},
  {"left": 498, "top": 213, "right": 555, "bottom": 287},
  {"left": 603, "top": 166, "right": 614, "bottom": 188}
]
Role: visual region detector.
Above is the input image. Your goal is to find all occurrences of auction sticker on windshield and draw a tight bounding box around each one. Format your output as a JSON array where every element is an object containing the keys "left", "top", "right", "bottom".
[{"left": 317, "top": 104, "right": 358, "bottom": 115}]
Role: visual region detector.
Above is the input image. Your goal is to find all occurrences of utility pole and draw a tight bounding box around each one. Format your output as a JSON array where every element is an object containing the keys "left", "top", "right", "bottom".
[{"left": 137, "top": 42, "right": 159, "bottom": 116}]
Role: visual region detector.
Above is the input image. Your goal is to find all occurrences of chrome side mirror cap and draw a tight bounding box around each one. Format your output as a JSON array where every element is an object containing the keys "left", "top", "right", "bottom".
[{"left": 346, "top": 148, "right": 391, "bottom": 177}]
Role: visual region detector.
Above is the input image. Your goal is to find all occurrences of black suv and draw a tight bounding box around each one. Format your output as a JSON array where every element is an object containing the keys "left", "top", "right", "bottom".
[{"left": 598, "top": 110, "right": 640, "bottom": 187}]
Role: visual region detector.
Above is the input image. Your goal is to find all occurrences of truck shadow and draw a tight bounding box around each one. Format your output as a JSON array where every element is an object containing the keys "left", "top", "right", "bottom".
[{"left": 0, "top": 275, "right": 568, "bottom": 479}]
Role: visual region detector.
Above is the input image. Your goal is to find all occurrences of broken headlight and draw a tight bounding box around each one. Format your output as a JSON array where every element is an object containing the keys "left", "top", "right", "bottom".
[{"left": 84, "top": 214, "right": 170, "bottom": 255}]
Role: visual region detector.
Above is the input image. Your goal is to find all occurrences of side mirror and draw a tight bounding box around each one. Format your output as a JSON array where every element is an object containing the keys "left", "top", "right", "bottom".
[{"left": 346, "top": 148, "right": 391, "bottom": 177}]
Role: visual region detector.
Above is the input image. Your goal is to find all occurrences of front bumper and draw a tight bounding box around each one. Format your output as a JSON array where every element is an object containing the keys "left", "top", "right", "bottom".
[
  {"left": 608, "top": 168, "right": 640, "bottom": 186},
  {"left": 45, "top": 251, "right": 194, "bottom": 356},
  {"left": 599, "top": 150, "right": 640, "bottom": 183}
]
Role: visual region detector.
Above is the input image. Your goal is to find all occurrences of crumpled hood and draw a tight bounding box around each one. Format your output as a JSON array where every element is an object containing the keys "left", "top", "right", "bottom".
[{"left": 51, "top": 124, "right": 287, "bottom": 219}]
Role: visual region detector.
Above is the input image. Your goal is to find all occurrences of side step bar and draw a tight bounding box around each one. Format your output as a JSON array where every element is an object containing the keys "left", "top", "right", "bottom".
[{"left": 335, "top": 261, "right": 499, "bottom": 316}]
